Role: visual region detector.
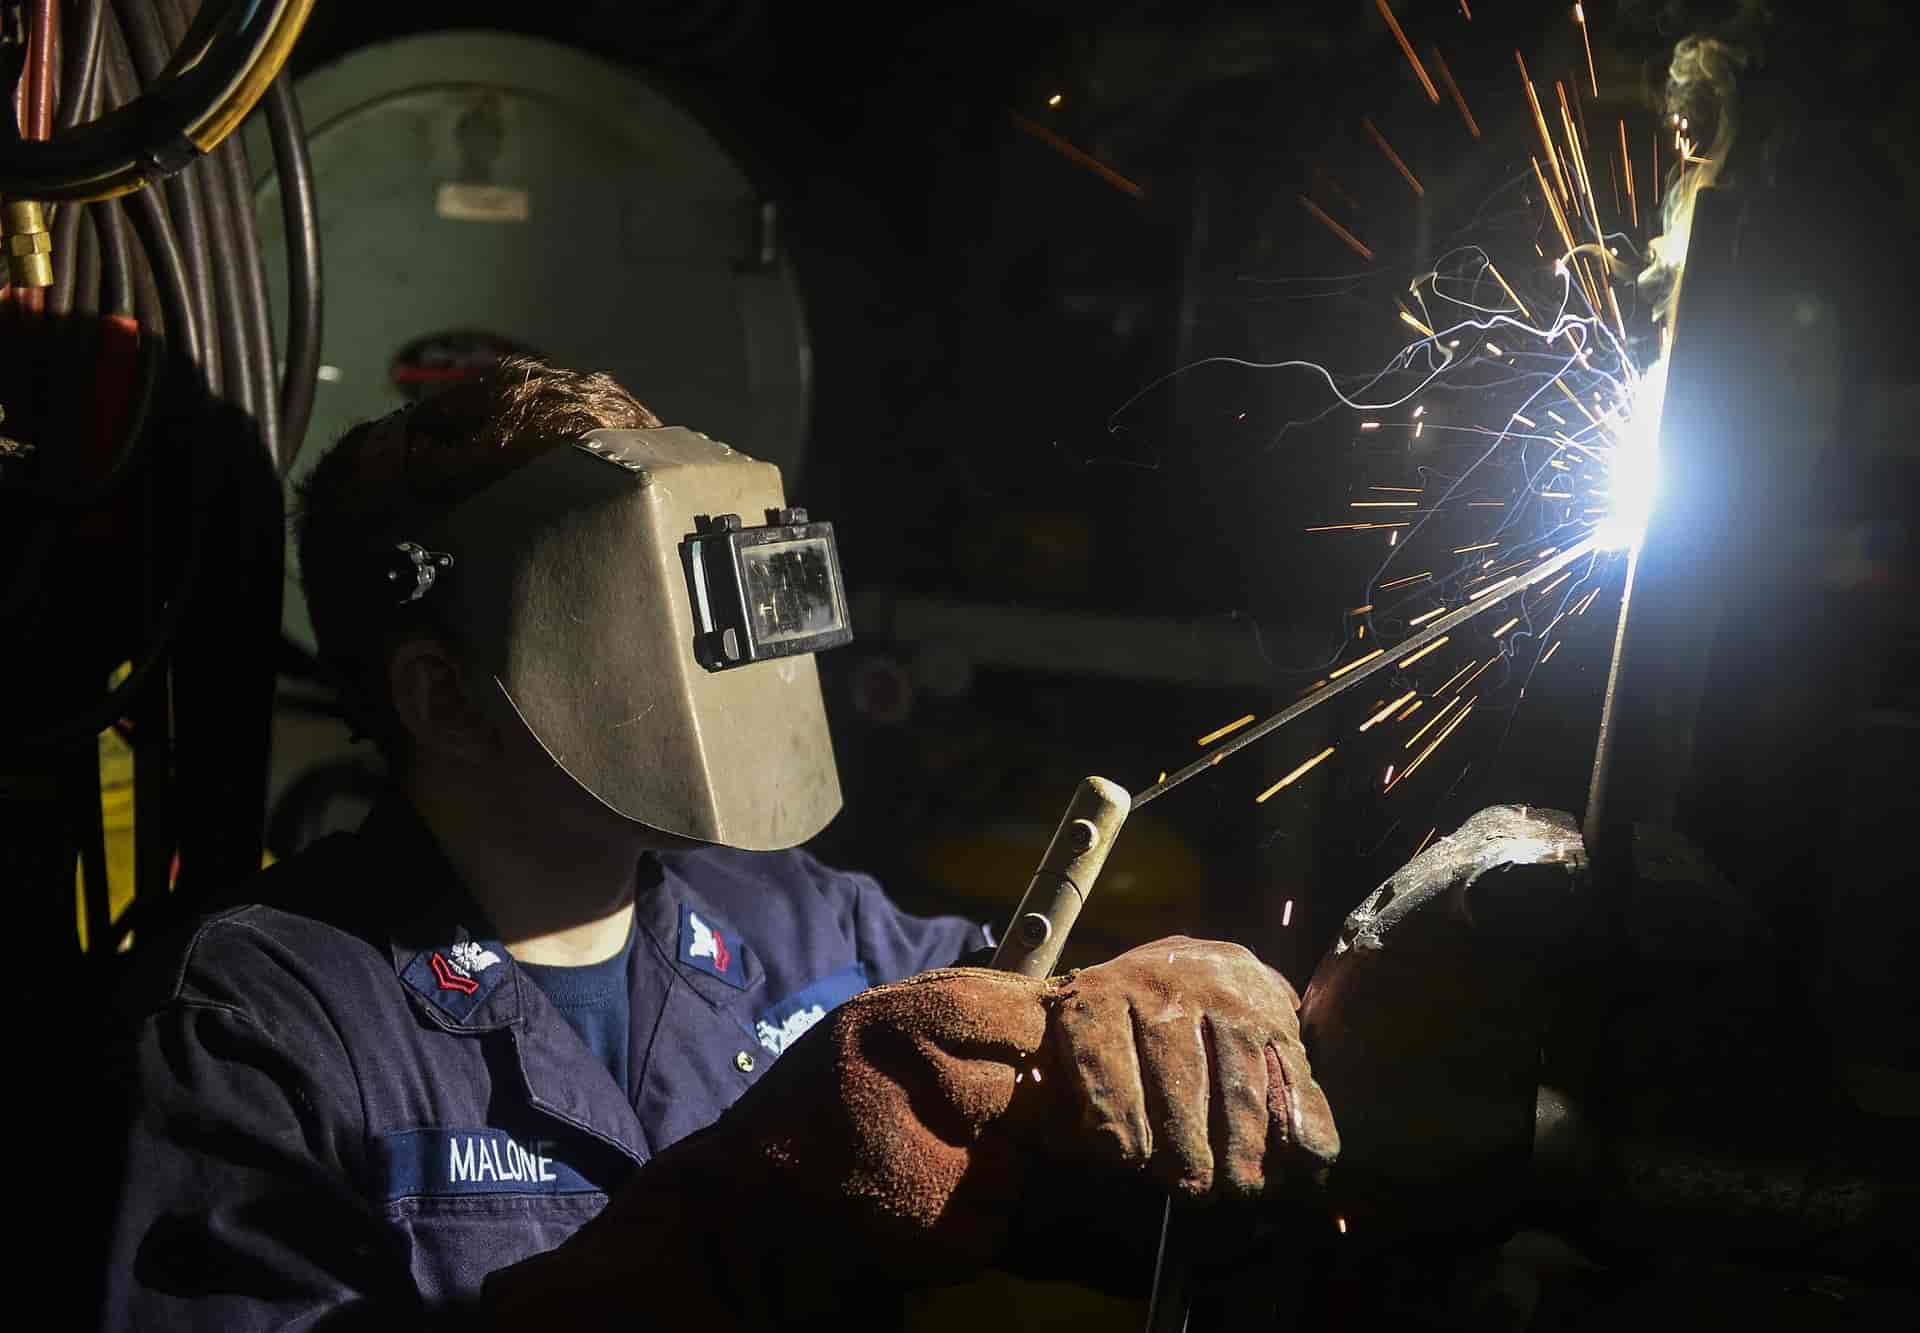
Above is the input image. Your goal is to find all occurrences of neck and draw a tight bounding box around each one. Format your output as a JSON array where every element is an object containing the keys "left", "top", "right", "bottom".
[{"left": 406, "top": 766, "right": 648, "bottom": 967}]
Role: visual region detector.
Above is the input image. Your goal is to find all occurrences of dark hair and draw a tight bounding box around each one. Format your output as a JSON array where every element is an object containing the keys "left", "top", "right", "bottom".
[{"left": 295, "top": 356, "right": 662, "bottom": 750}]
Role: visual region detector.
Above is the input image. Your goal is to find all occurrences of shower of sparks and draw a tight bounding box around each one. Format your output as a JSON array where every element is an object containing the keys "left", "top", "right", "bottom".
[
  {"left": 1117, "top": 7, "right": 1715, "bottom": 885},
  {"left": 1376, "top": 0, "right": 1440, "bottom": 103}
]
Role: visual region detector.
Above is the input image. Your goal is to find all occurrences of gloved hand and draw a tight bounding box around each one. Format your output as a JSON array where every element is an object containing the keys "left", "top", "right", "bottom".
[
  {"left": 1042, "top": 936, "right": 1340, "bottom": 1200},
  {"left": 484, "top": 940, "right": 1337, "bottom": 1328},
  {"left": 485, "top": 966, "right": 1055, "bottom": 1329}
]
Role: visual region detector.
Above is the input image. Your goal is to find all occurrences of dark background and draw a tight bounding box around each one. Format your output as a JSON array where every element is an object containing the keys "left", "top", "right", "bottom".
[
  {"left": 29, "top": 0, "right": 1920, "bottom": 1325},
  {"left": 277, "top": 0, "right": 1919, "bottom": 974}
]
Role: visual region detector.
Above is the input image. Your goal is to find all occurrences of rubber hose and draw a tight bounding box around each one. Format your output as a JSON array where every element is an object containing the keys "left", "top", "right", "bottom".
[
  {"left": 159, "top": 0, "right": 257, "bottom": 430},
  {"left": 263, "top": 75, "right": 319, "bottom": 466},
  {"left": 122, "top": 187, "right": 199, "bottom": 365},
  {"left": 57, "top": 0, "right": 107, "bottom": 132},
  {"left": 217, "top": 134, "right": 282, "bottom": 462},
  {"left": 115, "top": 0, "right": 219, "bottom": 389}
]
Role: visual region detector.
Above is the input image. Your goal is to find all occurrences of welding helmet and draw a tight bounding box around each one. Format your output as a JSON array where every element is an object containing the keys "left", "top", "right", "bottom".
[{"left": 380, "top": 427, "right": 851, "bottom": 851}]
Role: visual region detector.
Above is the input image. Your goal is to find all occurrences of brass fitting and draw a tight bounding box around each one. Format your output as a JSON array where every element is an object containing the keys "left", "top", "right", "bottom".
[{"left": 2, "top": 199, "right": 54, "bottom": 289}]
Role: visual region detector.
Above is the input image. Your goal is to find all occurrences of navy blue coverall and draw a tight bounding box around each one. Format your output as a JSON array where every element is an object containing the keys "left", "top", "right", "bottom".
[{"left": 100, "top": 796, "right": 988, "bottom": 1327}]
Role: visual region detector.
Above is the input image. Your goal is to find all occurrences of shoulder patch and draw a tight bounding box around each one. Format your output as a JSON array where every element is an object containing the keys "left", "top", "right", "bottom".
[
  {"left": 677, "top": 903, "right": 751, "bottom": 989},
  {"left": 755, "top": 963, "right": 869, "bottom": 1056},
  {"left": 401, "top": 936, "right": 509, "bottom": 1021}
]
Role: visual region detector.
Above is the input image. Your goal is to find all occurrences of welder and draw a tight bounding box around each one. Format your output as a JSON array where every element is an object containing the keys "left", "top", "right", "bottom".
[{"left": 98, "top": 358, "right": 1343, "bottom": 1329}]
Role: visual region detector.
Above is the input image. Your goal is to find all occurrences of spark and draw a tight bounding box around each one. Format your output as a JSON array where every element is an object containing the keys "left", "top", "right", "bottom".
[
  {"left": 1404, "top": 697, "right": 1460, "bottom": 749},
  {"left": 1351, "top": 500, "right": 1419, "bottom": 508},
  {"left": 1377, "top": 571, "right": 1431, "bottom": 590},
  {"left": 1382, "top": 766, "right": 1395, "bottom": 786},
  {"left": 1491, "top": 616, "right": 1521, "bottom": 638},
  {"left": 1359, "top": 420, "right": 1382, "bottom": 431},
  {"left": 1196, "top": 714, "right": 1257, "bottom": 747},
  {"left": 1542, "top": 640, "right": 1563, "bottom": 663},
  {"left": 1413, "top": 827, "right": 1439, "bottom": 856},
  {"left": 1453, "top": 541, "right": 1500, "bottom": 554},
  {"left": 1364, "top": 117, "right": 1426, "bottom": 196},
  {"left": 1396, "top": 701, "right": 1424, "bottom": 722},
  {"left": 1434, "top": 660, "right": 1475, "bottom": 694},
  {"left": 1469, "top": 576, "right": 1517, "bottom": 601},
  {"left": 1256, "top": 746, "right": 1338, "bottom": 803},
  {"left": 1456, "top": 655, "right": 1498, "bottom": 693},
  {"left": 1431, "top": 46, "right": 1481, "bottom": 138},
  {"left": 1620, "top": 118, "right": 1638, "bottom": 229},
  {"left": 1389, "top": 696, "right": 1477, "bottom": 790},
  {"left": 1329, "top": 649, "right": 1386, "bottom": 679},
  {"left": 1574, "top": 4, "right": 1599, "bottom": 97},
  {"left": 1375, "top": 1, "right": 1440, "bottom": 103},
  {"left": 1336, "top": 1216, "right": 1349, "bottom": 1235},
  {"left": 1010, "top": 113, "right": 1144, "bottom": 198},
  {"left": 1408, "top": 605, "right": 1447, "bottom": 626},
  {"left": 1516, "top": 51, "right": 1571, "bottom": 202},
  {"left": 1396, "top": 636, "right": 1450, "bottom": 668},
  {"left": 1360, "top": 691, "right": 1418, "bottom": 731},
  {"left": 1484, "top": 342, "right": 1503, "bottom": 357},
  {"left": 1307, "top": 522, "right": 1412, "bottom": 532},
  {"left": 1047, "top": 92, "right": 1063, "bottom": 108},
  {"left": 1511, "top": 412, "right": 1536, "bottom": 428},
  {"left": 1300, "top": 195, "right": 1374, "bottom": 261},
  {"left": 1398, "top": 307, "right": 1437, "bottom": 339},
  {"left": 1485, "top": 261, "right": 1534, "bottom": 322},
  {"left": 1282, "top": 899, "right": 1295, "bottom": 927},
  {"left": 1350, "top": 603, "right": 1376, "bottom": 613},
  {"left": 1370, "top": 485, "right": 1423, "bottom": 493}
]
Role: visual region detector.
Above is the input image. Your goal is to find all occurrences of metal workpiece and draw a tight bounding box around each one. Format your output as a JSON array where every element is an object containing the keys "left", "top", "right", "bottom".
[
  {"left": 1300, "top": 806, "right": 1587, "bottom": 1230},
  {"left": 990, "top": 776, "right": 1131, "bottom": 979},
  {"left": 2, "top": 198, "right": 54, "bottom": 288}
]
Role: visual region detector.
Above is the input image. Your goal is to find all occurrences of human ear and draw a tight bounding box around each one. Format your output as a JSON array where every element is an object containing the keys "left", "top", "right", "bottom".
[{"left": 389, "top": 637, "right": 500, "bottom": 766}]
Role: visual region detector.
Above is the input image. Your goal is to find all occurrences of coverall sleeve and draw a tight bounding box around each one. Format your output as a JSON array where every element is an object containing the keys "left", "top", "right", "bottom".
[
  {"left": 792, "top": 850, "right": 991, "bottom": 982},
  {"left": 100, "top": 994, "right": 434, "bottom": 1329}
]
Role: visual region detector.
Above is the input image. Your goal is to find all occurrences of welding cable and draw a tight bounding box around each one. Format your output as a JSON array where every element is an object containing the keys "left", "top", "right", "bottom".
[
  {"left": 263, "top": 74, "right": 317, "bottom": 466},
  {"left": 0, "top": 0, "right": 313, "bottom": 202},
  {"left": 121, "top": 184, "right": 197, "bottom": 365},
  {"left": 218, "top": 133, "right": 281, "bottom": 460},
  {"left": 116, "top": 0, "right": 218, "bottom": 390},
  {"left": 57, "top": 0, "right": 108, "bottom": 134}
]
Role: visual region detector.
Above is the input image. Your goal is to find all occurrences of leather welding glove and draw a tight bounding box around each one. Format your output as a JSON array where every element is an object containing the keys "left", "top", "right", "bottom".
[
  {"left": 483, "top": 966, "right": 1055, "bottom": 1329},
  {"left": 1041, "top": 936, "right": 1341, "bottom": 1200},
  {"left": 484, "top": 942, "right": 1338, "bottom": 1328}
]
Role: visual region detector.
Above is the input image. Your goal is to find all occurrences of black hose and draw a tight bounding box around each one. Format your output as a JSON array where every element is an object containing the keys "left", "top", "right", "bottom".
[
  {"left": 115, "top": 0, "right": 218, "bottom": 391},
  {"left": 50, "top": 195, "right": 85, "bottom": 315},
  {"left": 122, "top": 187, "right": 200, "bottom": 365},
  {"left": 0, "top": 0, "right": 299, "bottom": 201},
  {"left": 217, "top": 134, "right": 282, "bottom": 462},
  {"left": 71, "top": 204, "right": 100, "bottom": 317},
  {"left": 159, "top": 0, "right": 252, "bottom": 428},
  {"left": 56, "top": 0, "right": 107, "bottom": 132},
  {"left": 96, "top": 197, "right": 132, "bottom": 317},
  {"left": 263, "top": 74, "right": 320, "bottom": 467}
]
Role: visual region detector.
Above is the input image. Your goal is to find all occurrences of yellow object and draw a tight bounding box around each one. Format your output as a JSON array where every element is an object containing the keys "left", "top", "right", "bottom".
[{"left": 74, "top": 664, "right": 274, "bottom": 951}]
